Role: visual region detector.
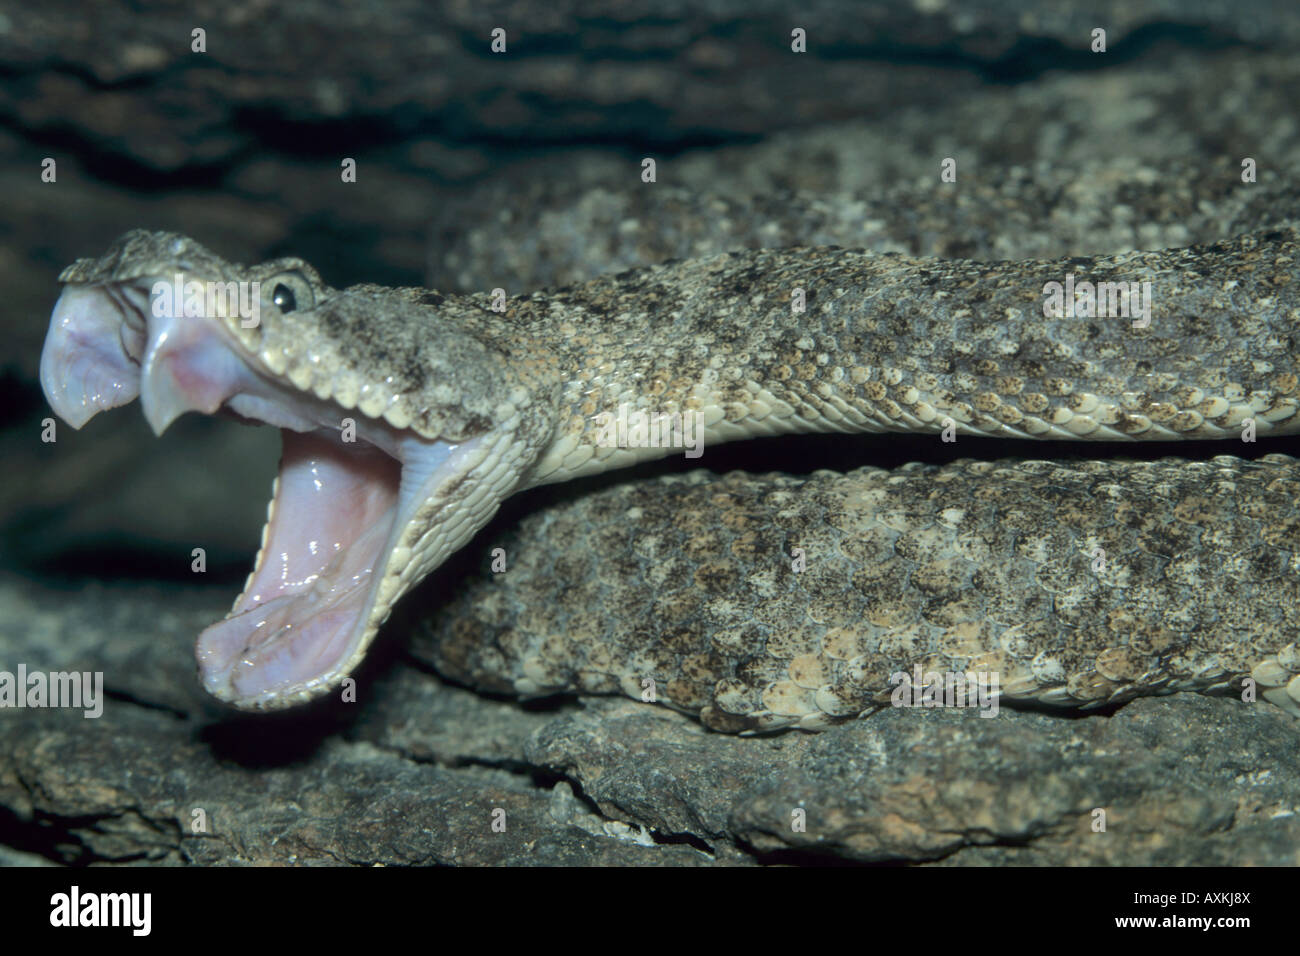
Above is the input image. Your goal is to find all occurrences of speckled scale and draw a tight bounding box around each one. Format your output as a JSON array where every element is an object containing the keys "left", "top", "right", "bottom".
[{"left": 416, "top": 455, "right": 1300, "bottom": 732}]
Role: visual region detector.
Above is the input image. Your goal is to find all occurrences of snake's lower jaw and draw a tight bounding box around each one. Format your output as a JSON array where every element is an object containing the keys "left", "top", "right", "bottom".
[
  {"left": 195, "top": 429, "right": 486, "bottom": 710},
  {"left": 41, "top": 281, "right": 493, "bottom": 710}
]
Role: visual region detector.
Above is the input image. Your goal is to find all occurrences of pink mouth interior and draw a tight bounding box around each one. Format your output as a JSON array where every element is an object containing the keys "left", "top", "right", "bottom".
[
  {"left": 40, "top": 281, "right": 466, "bottom": 707},
  {"left": 195, "top": 430, "right": 400, "bottom": 701}
]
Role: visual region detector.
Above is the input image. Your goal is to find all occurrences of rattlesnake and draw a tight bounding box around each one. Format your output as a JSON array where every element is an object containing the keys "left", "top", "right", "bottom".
[{"left": 39, "top": 226, "right": 1300, "bottom": 728}]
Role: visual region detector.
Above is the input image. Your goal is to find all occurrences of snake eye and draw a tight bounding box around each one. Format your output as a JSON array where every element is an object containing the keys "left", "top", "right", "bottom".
[
  {"left": 264, "top": 270, "right": 315, "bottom": 314},
  {"left": 273, "top": 284, "right": 296, "bottom": 312}
]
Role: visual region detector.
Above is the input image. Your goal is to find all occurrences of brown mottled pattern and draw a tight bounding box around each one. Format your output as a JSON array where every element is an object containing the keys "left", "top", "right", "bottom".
[
  {"left": 61, "top": 227, "right": 1300, "bottom": 456},
  {"left": 527, "top": 226, "right": 1300, "bottom": 467},
  {"left": 54, "top": 226, "right": 1300, "bottom": 715},
  {"left": 420, "top": 455, "right": 1300, "bottom": 732}
]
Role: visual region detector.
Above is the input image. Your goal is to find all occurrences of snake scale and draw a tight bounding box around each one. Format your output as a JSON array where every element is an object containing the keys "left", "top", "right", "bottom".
[{"left": 39, "top": 225, "right": 1300, "bottom": 729}]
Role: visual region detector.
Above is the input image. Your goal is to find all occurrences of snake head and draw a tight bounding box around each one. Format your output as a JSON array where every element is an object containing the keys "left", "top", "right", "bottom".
[{"left": 40, "top": 230, "right": 555, "bottom": 710}]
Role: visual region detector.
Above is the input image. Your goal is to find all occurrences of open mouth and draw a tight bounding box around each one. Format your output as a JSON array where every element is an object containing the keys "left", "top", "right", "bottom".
[{"left": 40, "top": 279, "right": 481, "bottom": 708}]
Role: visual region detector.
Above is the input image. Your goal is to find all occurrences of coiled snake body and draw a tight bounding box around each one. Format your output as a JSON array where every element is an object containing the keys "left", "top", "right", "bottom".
[{"left": 39, "top": 226, "right": 1300, "bottom": 728}]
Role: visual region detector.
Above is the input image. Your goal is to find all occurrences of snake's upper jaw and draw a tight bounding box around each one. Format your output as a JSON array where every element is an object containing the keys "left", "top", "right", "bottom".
[
  {"left": 41, "top": 284, "right": 147, "bottom": 428},
  {"left": 40, "top": 279, "right": 507, "bottom": 710}
]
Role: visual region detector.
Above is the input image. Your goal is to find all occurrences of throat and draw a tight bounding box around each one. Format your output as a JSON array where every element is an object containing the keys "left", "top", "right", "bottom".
[{"left": 196, "top": 429, "right": 401, "bottom": 703}]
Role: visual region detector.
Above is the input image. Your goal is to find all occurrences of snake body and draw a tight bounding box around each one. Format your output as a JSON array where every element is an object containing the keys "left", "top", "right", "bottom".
[
  {"left": 39, "top": 226, "right": 1300, "bottom": 724},
  {"left": 422, "top": 455, "right": 1300, "bottom": 731}
]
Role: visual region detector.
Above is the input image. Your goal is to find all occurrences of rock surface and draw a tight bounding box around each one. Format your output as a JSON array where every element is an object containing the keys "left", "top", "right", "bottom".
[{"left": 3, "top": 573, "right": 1298, "bottom": 865}]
